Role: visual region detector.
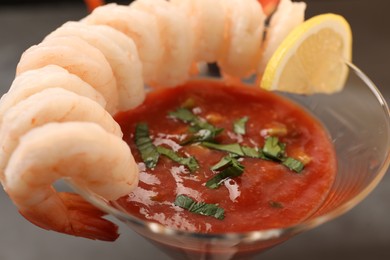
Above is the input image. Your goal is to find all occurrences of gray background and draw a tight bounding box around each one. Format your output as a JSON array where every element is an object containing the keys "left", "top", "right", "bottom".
[{"left": 0, "top": 0, "right": 389, "bottom": 259}]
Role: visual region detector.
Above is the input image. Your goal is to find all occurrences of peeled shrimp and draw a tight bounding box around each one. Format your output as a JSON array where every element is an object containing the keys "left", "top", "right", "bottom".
[
  {"left": 46, "top": 22, "right": 145, "bottom": 110},
  {"left": 4, "top": 122, "right": 138, "bottom": 241},
  {"left": 218, "top": 0, "right": 266, "bottom": 77},
  {"left": 130, "top": 0, "right": 193, "bottom": 86},
  {"left": 258, "top": 0, "right": 306, "bottom": 72},
  {"left": 16, "top": 36, "right": 118, "bottom": 114},
  {"left": 170, "top": 0, "right": 226, "bottom": 63},
  {"left": 0, "top": 65, "right": 106, "bottom": 124},
  {"left": 0, "top": 88, "right": 122, "bottom": 183},
  {"left": 83, "top": 3, "right": 164, "bottom": 85}
]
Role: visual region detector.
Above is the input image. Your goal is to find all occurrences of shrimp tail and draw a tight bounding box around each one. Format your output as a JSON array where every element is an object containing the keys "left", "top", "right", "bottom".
[
  {"left": 4, "top": 122, "right": 138, "bottom": 241},
  {"left": 18, "top": 192, "right": 119, "bottom": 241}
]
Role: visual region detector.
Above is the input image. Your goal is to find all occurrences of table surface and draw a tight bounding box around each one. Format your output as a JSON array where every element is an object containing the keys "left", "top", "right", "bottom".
[{"left": 0, "top": 1, "right": 389, "bottom": 260}]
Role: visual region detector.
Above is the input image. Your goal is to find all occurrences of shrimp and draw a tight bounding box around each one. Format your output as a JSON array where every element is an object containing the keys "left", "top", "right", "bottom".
[
  {"left": 0, "top": 88, "right": 122, "bottom": 183},
  {"left": 3, "top": 122, "right": 138, "bottom": 241},
  {"left": 170, "top": 0, "right": 226, "bottom": 63},
  {"left": 258, "top": 0, "right": 306, "bottom": 73},
  {"left": 218, "top": 0, "right": 266, "bottom": 77},
  {"left": 130, "top": 0, "right": 193, "bottom": 86},
  {"left": 0, "top": 65, "right": 106, "bottom": 125},
  {"left": 46, "top": 22, "right": 145, "bottom": 110},
  {"left": 171, "top": 0, "right": 266, "bottom": 78},
  {"left": 16, "top": 36, "right": 118, "bottom": 114},
  {"left": 83, "top": 3, "right": 163, "bottom": 85}
]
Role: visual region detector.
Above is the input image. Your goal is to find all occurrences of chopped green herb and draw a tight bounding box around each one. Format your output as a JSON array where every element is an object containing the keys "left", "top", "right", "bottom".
[
  {"left": 262, "top": 136, "right": 286, "bottom": 161},
  {"left": 201, "top": 142, "right": 245, "bottom": 156},
  {"left": 261, "top": 137, "right": 305, "bottom": 173},
  {"left": 241, "top": 145, "right": 266, "bottom": 159},
  {"left": 269, "top": 201, "right": 284, "bottom": 208},
  {"left": 156, "top": 146, "right": 199, "bottom": 172},
  {"left": 169, "top": 108, "right": 197, "bottom": 123},
  {"left": 282, "top": 157, "right": 304, "bottom": 173},
  {"left": 206, "top": 158, "right": 244, "bottom": 189},
  {"left": 174, "top": 194, "right": 225, "bottom": 220},
  {"left": 169, "top": 108, "right": 223, "bottom": 143},
  {"left": 135, "top": 123, "right": 159, "bottom": 168},
  {"left": 233, "top": 116, "right": 249, "bottom": 135},
  {"left": 210, "top": 155, "right": 236, "bottom": 171}
]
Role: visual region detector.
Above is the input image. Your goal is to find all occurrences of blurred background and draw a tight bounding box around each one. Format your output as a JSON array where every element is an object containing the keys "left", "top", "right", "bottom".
[{"left": 0, "top": 0, "right": 389, "bottom": 259}]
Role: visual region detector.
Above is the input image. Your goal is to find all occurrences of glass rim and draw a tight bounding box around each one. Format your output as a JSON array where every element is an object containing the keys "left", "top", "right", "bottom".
[{"left": 72, "top": 62, "right": 390, "bottom": 243}]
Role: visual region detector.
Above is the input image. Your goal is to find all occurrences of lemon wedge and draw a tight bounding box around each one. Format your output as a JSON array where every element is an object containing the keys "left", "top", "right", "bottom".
[{"left": 261, "top": 13, "right": 352, "bottom": 94}]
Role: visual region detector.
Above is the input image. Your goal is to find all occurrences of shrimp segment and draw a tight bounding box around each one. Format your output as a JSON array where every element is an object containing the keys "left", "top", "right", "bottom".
[
  {"left": 16, "top": 36, "right": 118, "bottom": 114},
  {"left": 0, "top": 65, "right": 106, "bottom": 124},
  {"left": 83, "top": 3, "right": 163, "bottom": 85},
  {"left": 171, "top": 0, "right": 226, "bottom": 63},
  {"left": 46, "top": 22, "right": 145, "bottom": 110},
  {"left": 219, "top": 0, "right": 266, "bottom": 77},
  {"left": 4, "top": 122, "right": 138, "bottom": 241},
  {"left": 0, "top": 88, "right": 122, "bottom": 183},
  {"left": 130, "top": 0, "right": 193, "bottom": 86}
]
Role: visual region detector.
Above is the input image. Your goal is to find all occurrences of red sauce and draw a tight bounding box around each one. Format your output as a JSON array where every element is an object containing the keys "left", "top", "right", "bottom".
[{"left": 114, "top": 79, "right": 336, "bottom": 233}]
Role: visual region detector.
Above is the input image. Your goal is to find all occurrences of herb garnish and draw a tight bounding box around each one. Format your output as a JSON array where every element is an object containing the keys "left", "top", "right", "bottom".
[
  {"left": 201, "top": 142, "right": 245, "bottom": 156},
  {"left": 269, "top": 201, "right": 284, "bottom": 208},
  {"left": 241, "top": 145, "right": 266, "bottom": 159},
  {"left": 210, "top": 154, "right": 239, "bottom": 171},
  {"left": 206, "top": 156, "right": 245, "bottom": 189},
  {"left": 262, "top": 136, "right": 304, "bottom": 173},
  {"left": 174, "top": 194, "right": 225, "bottom": 220},
  {"left": 282, "top": 157, "right": 304, "bottom": 173},
  {"left": 233, "top": 116, "right": 249, "bottom": 135},
  {"left": 156, "top": 146, "right": 199, "bottom": 172},
  {"left": 201, "top": 142, "right": 265, "bottom": 159},
  {"left": 262, "top": 136, "right": 286, "bottom": 160},
  {"left": 169, "top": 108, "right": 223, "bottom": 143},
  {"left": 135, "top": 123, "right": 160, "bottom": 168}
]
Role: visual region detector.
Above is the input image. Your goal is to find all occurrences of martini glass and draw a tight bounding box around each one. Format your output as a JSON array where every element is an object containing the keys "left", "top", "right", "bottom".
[{"left": 74, "top": 62, "right": 390, "bottom": 260}]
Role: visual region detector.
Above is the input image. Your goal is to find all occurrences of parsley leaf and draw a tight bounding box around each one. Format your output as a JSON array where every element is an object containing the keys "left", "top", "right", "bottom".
[{"left": 174, "top": 194, "right": 225, "bottom": 220}]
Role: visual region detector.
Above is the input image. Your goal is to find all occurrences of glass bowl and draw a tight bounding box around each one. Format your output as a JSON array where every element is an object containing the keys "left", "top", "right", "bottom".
[{"left": 74, "top": 62, "right": 390, "bottom": 260}]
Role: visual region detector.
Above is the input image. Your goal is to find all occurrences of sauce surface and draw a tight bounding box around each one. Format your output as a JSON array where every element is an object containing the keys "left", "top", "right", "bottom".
[{"left": 114, "top": 80, "right": 336, "bottom": 233}]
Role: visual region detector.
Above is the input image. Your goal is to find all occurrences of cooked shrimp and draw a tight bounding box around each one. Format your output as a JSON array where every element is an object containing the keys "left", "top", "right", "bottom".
[
  {"left": 130, "top": 0, "right": 193, "bottom": 86},
  {"left": 46, "top": 22, "right": 145, "bottom": 110},
  {"left": 171, "top": 0, "right": 226, "bottom": 63},
  {"left": 16, "top": 36, "right": 118, "bottom": 114},
  {"left": 4, "top": 122, "right": 138, "bottom": 241},
  {"left": 83, "top": 3, "right": 163, "bottom": 85},
  {"left": 0, "top": 65, "right": 106, "bottom": 125},
  {"left": 258, "top": 0, "right": 306, "bottom": 73},
  {"left": 218, "top": 0, "right": 266, "bottom": 77},
  {"left": 0, "top": 88, "right": 122, "bottom": 183}
]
